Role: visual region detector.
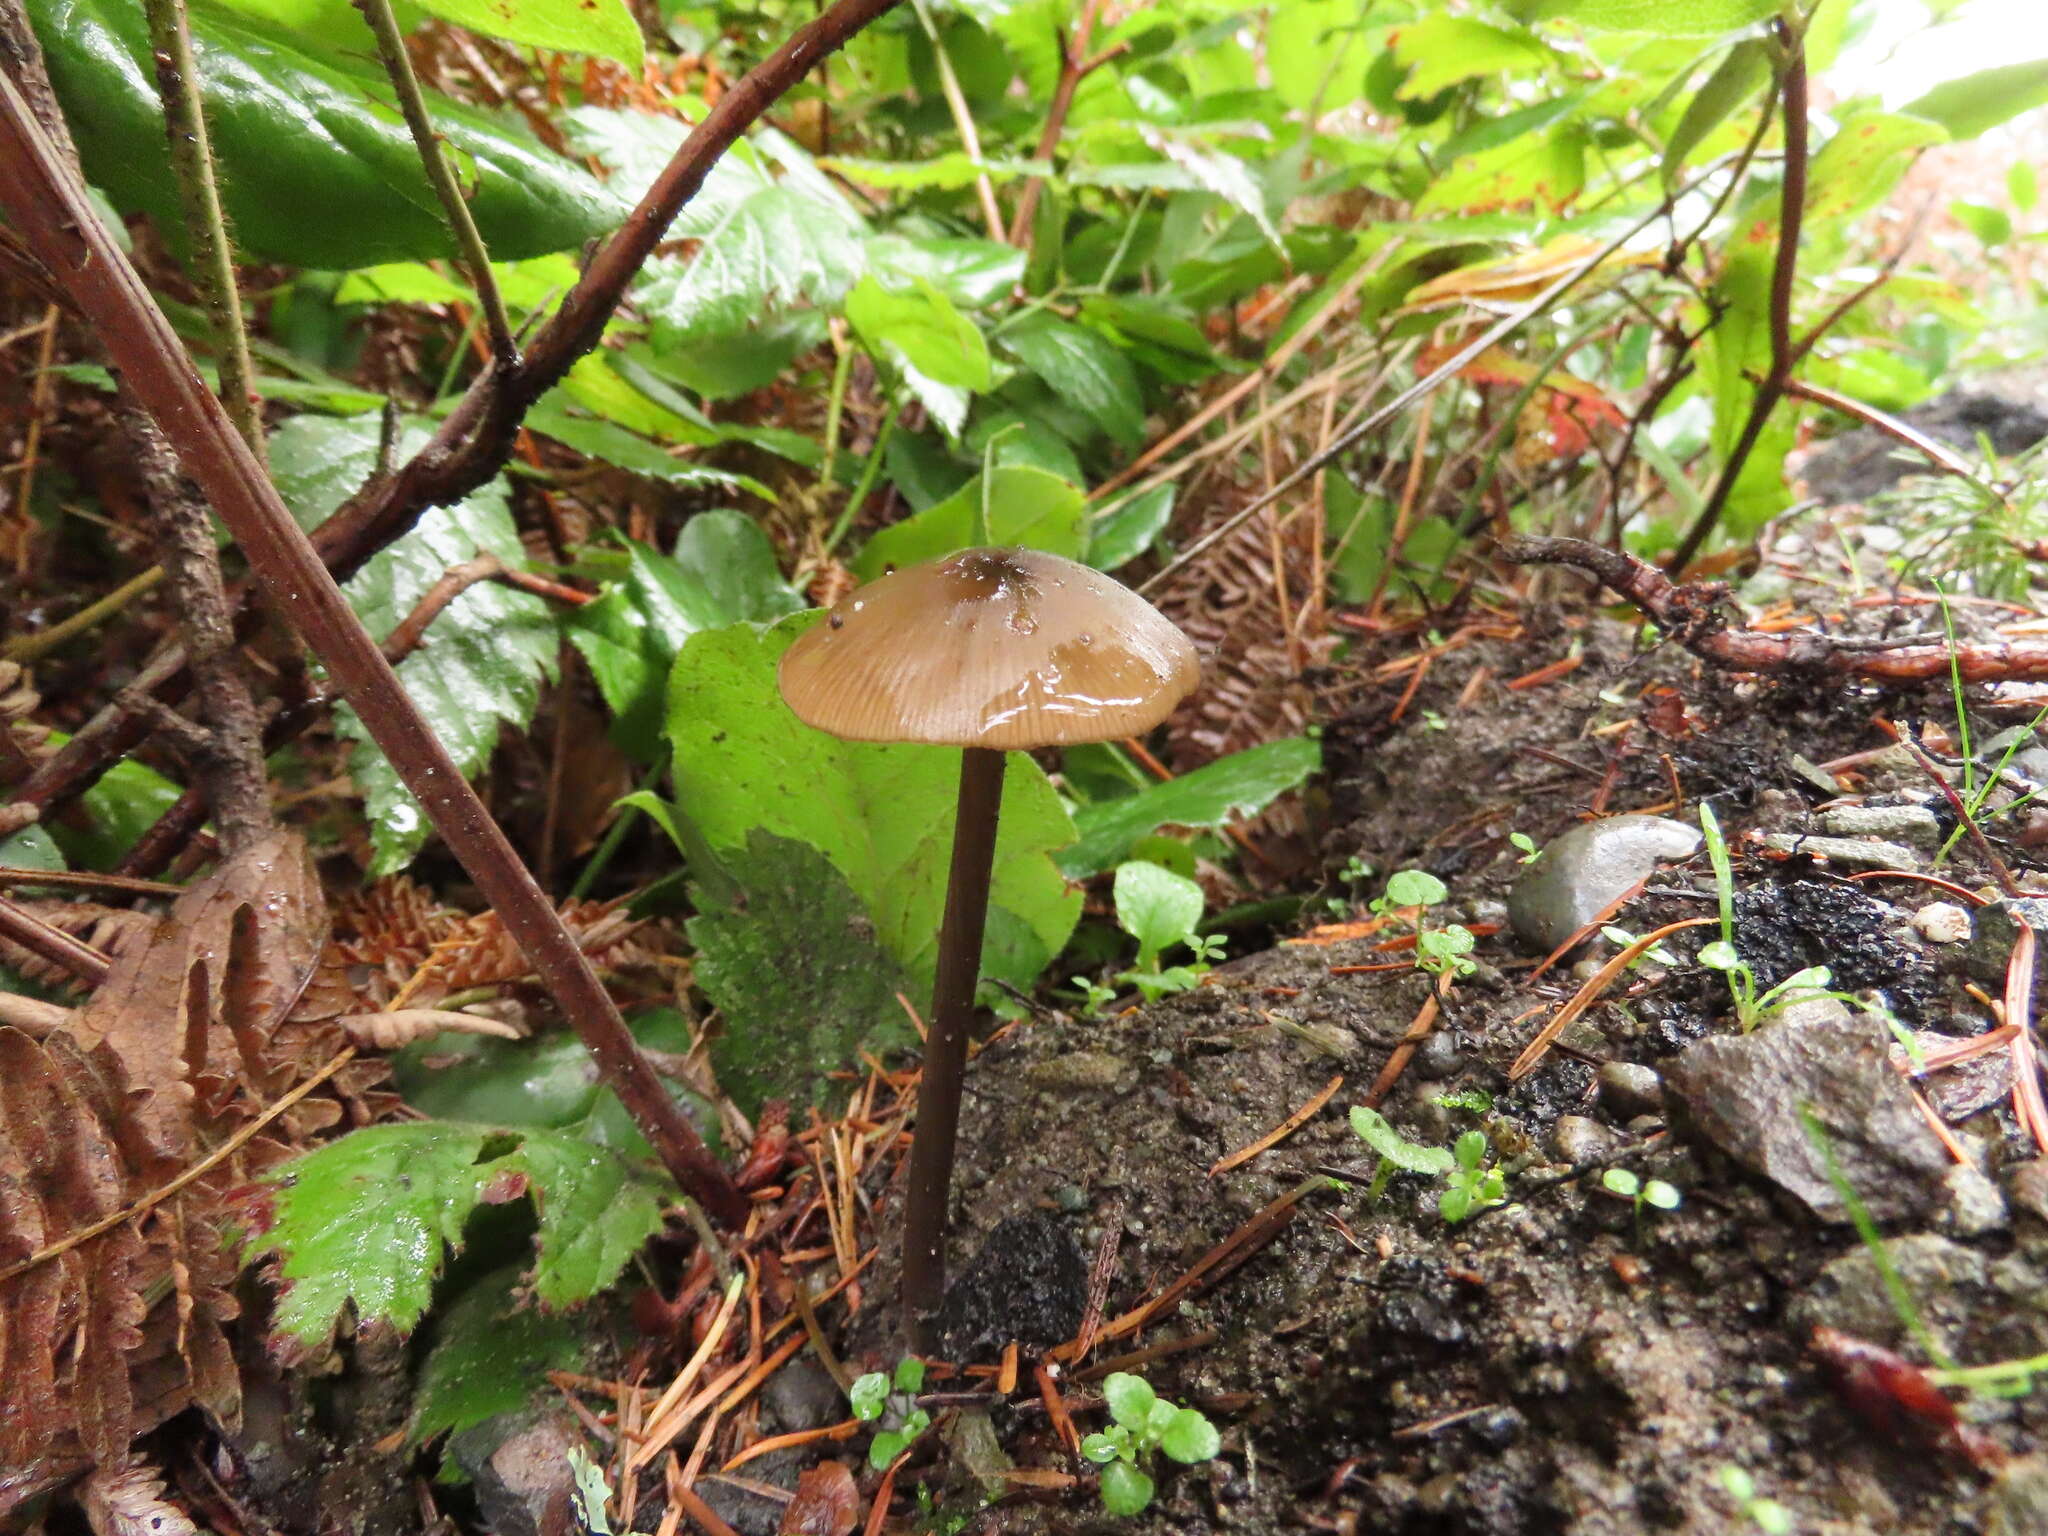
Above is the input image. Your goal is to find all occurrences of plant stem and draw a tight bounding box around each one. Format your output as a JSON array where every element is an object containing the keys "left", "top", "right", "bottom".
[
  {"left": 0, "top": 64, "right": 746, "bottom": 1226},
  {"left": 901, "top": 745, "right": 1006, "bottom": 1344},
  {"left": 823, "top": 400, "right": 899, "bottom": 553},
  {"left": 138, "top": 0, "right": 266, "bottom": 465},
  {"left": 353, "top": 0, "right": 514, "bottom": 363},
  {"left": 1007, "top": 0, "right": 1112, "bottom": 248},
  {"left": 908, "top": 0, "right": 1005, "bottom": 243},
  {"left": 1666, "top": 21, "right": 1808, "bottom": 572}
]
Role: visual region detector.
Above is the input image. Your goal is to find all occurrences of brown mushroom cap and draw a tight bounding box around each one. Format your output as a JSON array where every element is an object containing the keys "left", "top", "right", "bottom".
[{"left": 777, "top": 547, "right": 1199, "bottom": 749}]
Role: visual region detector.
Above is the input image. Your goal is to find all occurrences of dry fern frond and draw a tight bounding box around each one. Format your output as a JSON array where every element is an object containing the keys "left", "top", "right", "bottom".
[
  {"left": 77, "top": 1461, "right": 201, "bottom": 1536},
  {"left": 0, "top": 903, "right": 154, "bottom": 997}
]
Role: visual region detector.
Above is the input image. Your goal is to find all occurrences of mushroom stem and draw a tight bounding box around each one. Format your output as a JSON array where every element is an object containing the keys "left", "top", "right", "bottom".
[{"left": 901, "top": 744, "right": 1007, "bottom": 1344}]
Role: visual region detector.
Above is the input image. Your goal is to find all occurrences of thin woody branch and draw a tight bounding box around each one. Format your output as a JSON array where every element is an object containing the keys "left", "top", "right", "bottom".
[{"left": 0, "top": 64, "right": 745, "bottom": 1224}]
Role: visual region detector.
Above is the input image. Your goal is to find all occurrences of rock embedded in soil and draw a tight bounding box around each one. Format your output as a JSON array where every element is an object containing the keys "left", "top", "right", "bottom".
[
  {"left": 932, "top": 1210, "right": 1086, "bottom": 1362},
  {"left": 1913, "top": 901, "right": 1973, "bottom": 944},
  {"left": 1759, "top": 832, "right": 1919, "bottom": 871},
  {"left": 449, "top": 1410, "right": 586, "bottom": 1536},
  {"left": 1985, "top": 1454, "right": 2048, "bottom": 1535},
  {"left": 1506, "top": 814, "right": 1703, "bottom": 953},
  {"left": 1661, "top": 1000, "right": 1950, "bottom": 1222},
  {"left": 1941, "top": 1165, "right": 2009, "bottom": 1238},
  {"left": 1967, "top": 896, "right": 2048, "bottom": 987},
  {"left": 1596, "top": 1061, "right": 1662, "bottom": 1119},
  {"left": 1818, "top": 803, "right": 1942, "bottom": 849},
  {"left": 1790, "top": 1234, "right": 1990, "bottom": 1356}
]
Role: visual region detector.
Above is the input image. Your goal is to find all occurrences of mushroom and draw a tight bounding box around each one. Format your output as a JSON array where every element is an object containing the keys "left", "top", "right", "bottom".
[{"left": 779, "top": 546, "right": 1198, "bottom": 1341}]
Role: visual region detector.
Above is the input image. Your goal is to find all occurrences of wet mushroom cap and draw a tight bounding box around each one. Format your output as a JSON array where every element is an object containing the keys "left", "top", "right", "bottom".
[{"left": 777, "top": 547, "right": 1199, "bottom": 749}]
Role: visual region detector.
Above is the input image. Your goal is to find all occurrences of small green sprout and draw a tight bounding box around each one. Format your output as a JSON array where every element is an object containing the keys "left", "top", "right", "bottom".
[
  {"left": 1434, "top": 1087, "right": 1493, "bottom": 1114},
  {"left": 851, "top": 1358, "right": 931, "bottom": 1469},
  {"left": 1068, "top": 975, "right": 1118, "bottom": 1015},
  {"left": 1439, "top": 1130, "right": 1507, "bottom": 1223},
  {"left": 1374, "top": 869, "right": 1477, "bottom": 980},
  {"left": 1111, "top": 861, "right": 1227, "bottom": 1005},
  {"left": 1509, "top": 831, "right": 1543, "bottom": 864},
  {"left": 1601, "top": 924, "right": 1675, "bottom": 967},
  {"left": 1601, "top": 1167, "right": 1681, "bottom": 1244},
  {"left": 1080, "top": 1372, "right": 1221, "bottom": 1516},
  {"left": 1697, "top": 942, "right": 1835, "bottom": 1032},
  {"left": 1716, "top": 1465, "right": 1793, "bottom": 1534},
  {"left": 1340, "top": 854, "right": 1375, "bottom": 884},
  {"left": 1348, "top": 1107, "right": 1506, "bottom": 1223}
]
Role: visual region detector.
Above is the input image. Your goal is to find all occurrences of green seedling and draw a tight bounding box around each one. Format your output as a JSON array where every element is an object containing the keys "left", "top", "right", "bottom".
[
  {"left": 1375, "top": 869, "right": 1477, "bottom": 980},
  {"left": 1601, "top": 1167, "right": 1681, "bottom": 1245},
  {"left": 1715, "top": 1465, "right": 1793, "bottom": 1534},
  {"left": 1080, "top": 1371, "right": 1221, "bottom": 1516},
  {"left": 851, "top": 1357, "right": 931, "bottom": 1469},
  {"left": 1696, "top": 806, "right": 1837, "bottom": 1030},
  {"left": 1348, "top": 1107, "right": 1506, "bottom": 1223},
  {"left": 1067, "top": 975, "right": 1119, "bottom": 1015},
  {"left": 1601, "top": 924, "right": 1674, "bottom": 968},
  {"left": 1509, "top": 831, "right": 1542, "bottom": 864},
  {"left": 1111, "top": 860, "right": 1227, "bottom": 1004}
]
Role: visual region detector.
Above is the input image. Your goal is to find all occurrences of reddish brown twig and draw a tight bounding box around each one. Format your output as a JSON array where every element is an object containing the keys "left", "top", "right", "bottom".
[
  {"left": 0, "top": 891, "right": 111, "bottom": 986},
  {"left": 1502, "top": 535, "right": 2048, "bottom": 684},
  {"left": 1007, "top": 0, "right": 1122, "bottom": 247},
  {"left": 0, "top": 66, "right": 742, "bottom": 1224}
]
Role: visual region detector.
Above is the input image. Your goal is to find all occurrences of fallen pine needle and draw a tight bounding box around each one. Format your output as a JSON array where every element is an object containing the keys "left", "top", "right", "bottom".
[
  {"left": 632, "top": 1274, "right": 746, "bottom": 1470},
  {"left": 718, "top": 1332, "right": 805, "bottom": 1416},
  {"left": 1511, "top": 917, "right": 1717, "bottom": 1081},
  {"left": 2006, "top": 926, "right": 2048, "bottom": 1155},
  {"left": 721, "top": 1419, "right": 860, "bottom": 1473},
  {"left": 1210, "top": 1074, "right": 1343, "bottom": 1175}
]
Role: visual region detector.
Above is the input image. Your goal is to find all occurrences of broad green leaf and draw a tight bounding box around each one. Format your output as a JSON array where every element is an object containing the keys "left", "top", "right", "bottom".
[
  {"left": 664, "top": 622, "right": 1080, "bottom": 994},
  {"left": 34, "top": 0, "right": 624, "bottom": 268},
  {"left": 0, "top": 825, "right": 65, "bottom": 875},
  {"left": 1698, "top": 244, "right": 1793, "bottom": 534},
  {"left": 336, "top": 255, "right": 581, "bottom": 313},
  {"left": 852, "top": 466, "right": 1087, "bottom": 580},
  {"left": 1060, "top": 738, "right": 1321, "bottom": 878},
  {"left": 1140, "top": 129, "right": 1283, "bottom": 253},
  {"left": 1533, "top": 0, "right": 1779, "bottom": 34},
  {"left": 411, "top": 0, "right": 639, "bottom": 66},
  {"left": 821, "top": 154, "right": 1048, "bottom": 190},
  {"left": 568, "top": 515, "right": 804, "bottom": 760},
  {"left": 246, "top": 1121, "right": 667, "bottom": 1343},
  {"left": 866, "top": 235, "right": 1027, "bottom": 310},
  {"left": 1803, "top": 112, "right": 1946, "bottom": 226},
  {"left": 270, "top": 416, "right": 558, "bottom": 876},
  {"left": 1267, "top": 0, "right": 1368, "bottom": 112},
  {"left": 1902, "top": 60, "right": 2048, "bottom": 142},
  {"left": 411, "top": 1265, "right": 586, "bottom": 1445},
  {"left": 1089, "top": 484, "right": 1176, "bottom": 573},
  {"left": 523, "top": 403, "right": 769, "bottom": 498},
  {"left": 1393, "top": 16, "right": 1550, "bottom": 98},
  {"left": 1413, "top": 122, "right": 1588, "bottom": 216},
  {"left": 688, "top": 830, "right": 915, "bottom": 1114},
  {"left": 846, "top": 276, "right": 992, "bottom": 392},
  {"left": 1099, "top": 1462, "right": 1154, "bottom": 1517},
  {"left": 1113, "top": 861, "right": 1205, "bottom": 959},
  {"left": 32, "top": 729, "right": 185, "bottom": 870},
  {"left": 1662, "top": 38, "right": 1771, "bottom": 184},
  {"left": 1102, "top": 1373, "right": 1157, "bottom": 1430},
  {"left": 997, "top": 312, "right": 1146, "bottom": 448},
  {"left": 1160, "top": 1408, "right": 1221, "bottom": 1464}
]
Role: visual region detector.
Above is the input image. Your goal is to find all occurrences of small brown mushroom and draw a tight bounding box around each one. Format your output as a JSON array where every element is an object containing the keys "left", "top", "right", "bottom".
[{"left": 778, "top": 547, "right": 1197, "bottom": 1341}]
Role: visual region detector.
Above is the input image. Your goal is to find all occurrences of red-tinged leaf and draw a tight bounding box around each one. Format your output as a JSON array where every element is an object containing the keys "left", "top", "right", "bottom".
[
  {"left": 1810, "top": 1327, "right": 2008, "bottom": 1470},
  {"left": 780, "top": 1461, "right": 860, "bottom": 1536},
  {"left": 479, "top": 1170, "right": 532, "bottom": 1205}
]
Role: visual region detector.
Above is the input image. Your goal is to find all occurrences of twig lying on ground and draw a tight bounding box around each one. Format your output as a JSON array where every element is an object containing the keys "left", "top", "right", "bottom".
[{"left": 1502, "top": 535, "right": 2048, "bottom": 683}]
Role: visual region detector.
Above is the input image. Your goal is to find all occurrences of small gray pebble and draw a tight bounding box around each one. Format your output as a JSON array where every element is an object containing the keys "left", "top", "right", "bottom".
[
  {"left": 1550, "top": 1114, "right": 1623, "bottom": 1165},
  {"left": 1507, "top": 815, "right": 1703, "bottom": 954},
  {"left": 1943, "top": 1165, "right": 2009, "bottom": 1237},
  {"left": 1414, "top": 1030, "right": 1464, "bottom": 1079},
  {"left": 1597, "top": 1061, "right": 1663, "bottom": 1119},
  {"left": 1052, "top": 1183, "right": 1089, "bottom": 1214},
  {"left": 1819, "top": 803, "right": 1942, "bottom": 849}
]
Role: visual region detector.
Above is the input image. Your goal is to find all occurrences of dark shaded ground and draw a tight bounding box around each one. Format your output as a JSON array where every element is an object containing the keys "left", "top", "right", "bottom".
[{"left": 882, "top": 605, "right": 2048, "bottom": 1534}]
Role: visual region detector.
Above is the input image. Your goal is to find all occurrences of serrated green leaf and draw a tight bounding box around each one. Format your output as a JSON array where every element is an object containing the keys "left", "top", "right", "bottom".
[
  {"left": 1113, "top": 861, "right": 1205, "bottom": 958},
  {"left": 1393, "top": 15, "right": 1550, "bottom": 97},
  {"left": 34, "top": 0, "right": 624, "bottom": 268},
  {"left": 688, "top": 829, "right": 914, "bottom": 1113},
  {"left": 847, "top": 275, "right": 992, "bottom": 392},
  {"left": 852, "top": 465, "right": 1087, "bottom": 580},
  {"left": 1901, "top": 58, "right": 2048, "bottom": 141},
  {"left": 567, "top": 515, "right": 803, "bottom": 761},
  {"left": 664, "top": 622, "right": 1080, "bottom": 996},
  {"left": 997, "top": 312, "right": 1146, "bottom": 447},
  {"left": 1060, "top": 738, "right": 1320, "bottom": 878},
  {"left": 866, "top": 235, "right": 1027, "bottom": 310},
  {"left": 523, "top": 403, "right": 769, "bottom": 497},
  {"left": 411, "top": 1264, "right": 586, "bottom": 1444},
  {"left": 1139, "top": 129, "right": 1283, "bottom": 253},
  {"left": 248, "top": 1121, "right": 669, "bottom": 1344},
  {"left": 1533, "top": 0, "right": 1779, "bottom": 34},
  {"left": 412, "top": 0, "right": 640, "bottom": 66},
  {"left": 269, "top": 416, "right": 559, "bottom": 876}
]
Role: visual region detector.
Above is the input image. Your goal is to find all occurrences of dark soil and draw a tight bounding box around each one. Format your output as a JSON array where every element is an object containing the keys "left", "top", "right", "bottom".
[{"left": 867, "top": 610, "right": 2048, "bottom": 1535}]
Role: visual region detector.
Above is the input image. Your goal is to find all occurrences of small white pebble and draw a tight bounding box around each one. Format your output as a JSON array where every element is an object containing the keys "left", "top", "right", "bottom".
[{"left": 1913, "top": 901, "right": 1972, "bottom": 945}]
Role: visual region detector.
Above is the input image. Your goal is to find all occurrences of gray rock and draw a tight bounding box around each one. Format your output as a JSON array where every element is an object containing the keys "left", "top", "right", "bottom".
[
  {"left": 1984, "top": 1455, "right": 2048, "bottom": 1536},
  {"left": 1029, "top": 1051, "right": 1131, "bottom": 1091},
  {"left": 1507, "top": 815, "right": 1703, "bottom": 954},
  {"left": 1790, "top": 1234, "right": 1989, "bottom": 1355},
  {"left": 449, "top": 1410, "right": 584, "bottom": 1536},
  {"left": 1549, "top": 1114, "right": 1623, "bottom": 1166},
  {"left": 1758, "top": 832, "right": 1919, "bottom": 871},
  {"left": 1967, "top": 896, "right": 2048, "bottom": 985},
  {"left": 1663, "top": 1007, "right": 1950, "bottom": 1222},
  {"left": 1942, "top": 1164, "right": 2009, "bottom": 1237},
  {"left": 2011, "top": 1160, "right": 2048, "bottom": 1226},
  {"left": 1413, "top": 1030, "right": 1463, "bottom": 1079},
  {"left": 1818, "top": 803, "right": 1941, "bottom": 848},
  {"left": 763, "top": 1357, "right": 846, "bottom": 1433},
  {"left": 1597, "top": 1062, "right": 1663, "bottom": 1119}
]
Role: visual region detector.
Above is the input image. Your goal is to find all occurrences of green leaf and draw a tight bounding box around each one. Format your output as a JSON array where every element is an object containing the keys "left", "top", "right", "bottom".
[
  {"left": 1139, "top": 129, "right": 1283, "bottom": 253},
  {"left": 1349, "top": 1105, "right": 1455, "bottom": 1175},
  {"left": 852, "top": 465, "right": 1087, "bottom": 580},
  {"left": 270, "top": 416, "right": 558, "bottom": 876},
  {"left": 1113, "top": 861, "right": 1205, "bottom": 961},
  {"left": 35, "top": 731, "right": 185, "bottom": 870},
  {"left": 246, "top": 1121, "right": 667, "bottom": 1344},
  {"left": 1699, "top": 242, "right": 1793, "bottom": 535},
  {"left": 1102, "top": 1373, "right": 1157, "bottom": 1431},
  {"left": 1902, "top": 59, "right": 2048, "bottom": 142},
  {"left": 1532, "top": 0, "right": 1779, "bottom": 34},
  {"left": 1384, "top": 869, "right": 1446, "bottom": 907},
  {"left": 1662, "top": 38, "right": 1771, "bottom": 184},
  {"left": 664, "top": 622, "right": 1080, "bottom": 995},
  {"left": 1080, "top": 1432, "right": 1122, "bottom": 1464},
  {"left": 846, "top": 275, "right": 992, "bottom": 434},
  {"left": 34, "top": 0, "right": 625, "bottom": 268},
  {"left": 688, "top": 830, "right": 915, "bottom": 1115},
  {"left": 524, "top": 404, "right": 768, "bottom": 498},
  {"left": 1098, "top": 1460, "right": 1154, "bottom": 1516},
  {"left": 820, "top": 153, "right": 1048, "bottom": 190},
  {"left": 1089, "top": 485, "right": 1176, "bottom": 573},
  {"left": 408, "top": 0, "right": 640, "bottom": 66},
  {"left": 997, "top": 312, "right": 1147, "bottom": 448},
  {"left": 1803, "top": 112, "right": 1947, "bottom": 226},
  {"left": 568, "top": 516, "right": 804, "bottom": 761},
  {"left": 1159, "top": 1407, "right": 1220, "bottom": 1464},
  {"left": 1393, "top": 16, "right": 1550, "bottom": 97},
  {"left": 1948, "top": 200, "right": 2012, "bottom": 248},
  {"left": 411, "top": 1264, "right": 586, "bottom": 1444},
  {"left": 850, "top": 1373, "right": 890, "bottom": 1421},
  {"left": 1060, "top": 738, "right": 1320, "bottom": 878},
  {"left": 866, "top": 235, "right": 1028, "bottom": 310}
]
